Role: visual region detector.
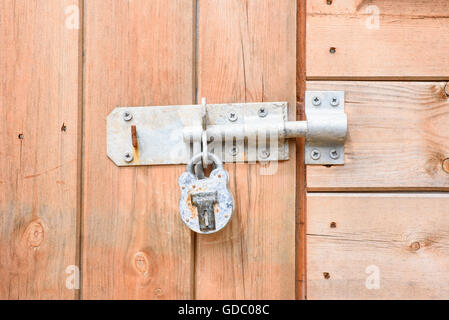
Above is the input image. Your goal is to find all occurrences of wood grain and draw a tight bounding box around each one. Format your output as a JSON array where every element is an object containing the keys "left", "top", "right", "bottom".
[
  {"left": 307, "top": 0, "right": 449, "bottom": 79},
  {"left": 195, "top": 0, "right": 297, "bottom": 299},
  {"left": 306, "top": 81, "right": 449, "bottom": 190},
  {"left": 296, "top": 0, "right": 307, "bottom": 300},
  {"left": 82, "top": 0, "right": 194, "bottom": 299},
  {"left": 307, "top": 193, "right": 449, "bottom": 300},
  {"left": 0, "top": 0, "right": 81, "bottom": 299}
]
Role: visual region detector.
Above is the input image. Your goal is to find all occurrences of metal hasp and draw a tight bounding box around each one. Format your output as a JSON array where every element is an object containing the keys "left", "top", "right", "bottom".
[{"left": 106, "top": 91, "right": 347, "bottom": 166}]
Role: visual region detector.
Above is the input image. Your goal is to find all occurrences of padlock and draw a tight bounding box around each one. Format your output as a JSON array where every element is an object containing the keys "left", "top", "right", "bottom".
[{"left": 178, "top": 152, "right": 234, "bottom": 234}]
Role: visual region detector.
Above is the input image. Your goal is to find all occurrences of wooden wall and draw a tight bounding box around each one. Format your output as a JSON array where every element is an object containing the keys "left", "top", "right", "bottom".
[
  {"left": 306, "top": 0, "right": 449, "bottom": 299},
  {"left": 1, "top": 0, "right": 448, "bottom": 300},
  {"left": 0, "top": 0, "right": 297, "bottom": 299}
]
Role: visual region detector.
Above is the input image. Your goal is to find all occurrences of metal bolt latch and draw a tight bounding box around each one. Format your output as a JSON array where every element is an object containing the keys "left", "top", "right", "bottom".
[{"left": 107, "top": 92, "right": 347, "bottom": 166}]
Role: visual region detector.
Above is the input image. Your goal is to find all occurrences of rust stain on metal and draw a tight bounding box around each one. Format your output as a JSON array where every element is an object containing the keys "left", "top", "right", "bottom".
[
  {"left": 186, "top": 193, "right": 198, "bottom": 219},
  {"left": 131, "top": 125, "right": 138, "bottom": 148}
]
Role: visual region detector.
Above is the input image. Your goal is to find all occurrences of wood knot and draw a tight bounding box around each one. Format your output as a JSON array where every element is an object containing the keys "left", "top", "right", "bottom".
[
  {"left": 23, "top": 219, "right": 45, "bottom": 248},
  {"left": 323, "top": 272, "right": 330, "bottom": 280},
  {"left": 410, "top": 241, "right": 421, "bottom": 251},
  {"left": 330, "top": 222, "right": 337, "bottom": 228},
  {"left": 442, "top": 158, "right": 449, "bottom": 174},
  {"left": 133, "top": 251, "right": 150, "bottom": 276}
]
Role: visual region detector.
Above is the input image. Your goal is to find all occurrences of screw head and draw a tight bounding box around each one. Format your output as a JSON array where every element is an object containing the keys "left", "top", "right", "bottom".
[
  {"left": 230, "top": 146, "right": 238, "bottom": 156},
  {"left": 329, "top": 149, "right": 339, "bottom": 159},
  {"left": 311, "top": 149, "right": 321, "bottom": 160},
  {"left": 259, "top": 149, "right": 270, "bottom": 159},
  {"left": 312, "top": 96, "right": 321, "bottom": 106},
  {"left": 123, "top": 111, "right": 133, "bottom": 121},
  {"left": 228, "top": 112, "right": 238, "bottom": 122},
  {"left": 258, "top": 107, "right": 268, "bottom": 118},
  {"left": 330, "top": 96, "right": 340, "bottom": 107},
  {"left": 124, "top": 152, "right": 134, "bottom": 163}
]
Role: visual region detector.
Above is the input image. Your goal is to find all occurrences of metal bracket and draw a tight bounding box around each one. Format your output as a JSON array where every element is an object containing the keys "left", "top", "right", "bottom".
[
  {"left": 305, "top": 91, "right": 347, "bottom": 165},
  {"left": 106, "top": 92, "right": 347, "bottom": 166}
]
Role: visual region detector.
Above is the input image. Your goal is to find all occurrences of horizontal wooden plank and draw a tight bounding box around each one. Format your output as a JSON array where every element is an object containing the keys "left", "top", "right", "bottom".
[
  {"left": 306, "top": 81, "right": 449, "bottom": 190},
  {"left": 307, "top": 193, "right": 449, "bottom": 300},
  {"left": 307, "top": 0, "right": 449, "bottom": 79}
]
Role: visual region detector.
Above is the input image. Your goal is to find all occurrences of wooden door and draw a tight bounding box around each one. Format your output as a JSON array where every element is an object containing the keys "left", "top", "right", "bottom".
[{"left": 1, "top": 0, "right": 297, "bottom": 299}]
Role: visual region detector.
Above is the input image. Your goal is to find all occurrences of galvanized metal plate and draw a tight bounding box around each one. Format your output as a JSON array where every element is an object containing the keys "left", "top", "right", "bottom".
[
  {"left": 305, "top": 91, "right": 347, "bottom": 165},
  {"left": 107, "top": 102, "right": 289, "bottom": 166}
]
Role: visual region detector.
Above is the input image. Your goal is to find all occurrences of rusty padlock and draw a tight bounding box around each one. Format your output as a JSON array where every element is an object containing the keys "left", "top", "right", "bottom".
[{"left": 178, "top": 152, "right": 234, "bottom": 234}]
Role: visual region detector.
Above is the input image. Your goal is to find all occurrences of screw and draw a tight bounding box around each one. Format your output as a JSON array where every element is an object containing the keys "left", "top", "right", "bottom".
[
  {"left": 228, "top": 112, "right": 238, "bottom": 122},
  {"left": 230, "top": 146, "right": 238, "bottom": 156},
  {"left": 323, "top": 272, "right": 330, "bottom": 280},
  {"left": 124, "top": 152, "right": 134, "bottom": 162},
  {"left": 327, "top": 0, "right": 333, "bottom": 5},
  {"left": 312, "top": 96, "right": 321, "bottom": 106},
  {"left": 311, "top": 149, "right": 321, "bottom": 160},
  {"left": 329, "top": 47, "right": 336, "bottom": 54},
  {"left": 123, "top": 111, "right": 133, "bottom": 121},
  {"left": 18, "top": 133, "right": 24, "bottom": 139},
  {"left": 259, "top": 149, "right": 270, "bottom": 159},
  {"left": 330, "top": 222, "right": 337, "bottom": 228},
  {"left": 329, "top": 149, "right": 339, "bottom": 159},
  {"left": 258, "top": 107, "right": 268, "bottom": 118},
  {"left": 330, "top": 96, "right": 339, "bottom": 107}
]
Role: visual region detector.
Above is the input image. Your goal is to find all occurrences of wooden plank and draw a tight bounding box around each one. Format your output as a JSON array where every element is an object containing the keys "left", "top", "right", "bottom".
[
  {"left": 195, "top": 0, "right": 296, "bottom": 299},
  {"left": 307, "top": 193, "right": 449, "bottom": 300},
  {"left": 82, "top": 0, "right": 194, "bottom": 299},
  {"left": 306, "top": 81, "right": 449, "bottom": 190},
  {"left": 307, "top": 0, "right": 449, "bottom": 79},
  {"left": 296, "top": 0, "right": 307, "bottom": 300},
  {"left": 0, "top": 0, "right": 81, "bottom": 299}
]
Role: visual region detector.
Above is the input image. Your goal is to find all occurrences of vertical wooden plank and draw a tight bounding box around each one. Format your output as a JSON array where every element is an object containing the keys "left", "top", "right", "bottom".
[
  {"left": 0, "top": 0, "right": 81, "bottom": 299},
  {"left": 196, "top": 0, "right": 296, "bottom": 299},
  {"left": 82, "top": 0, "right": 194, "bottom": 299},
  {"left": 296, "top": 0, "right": 307, "bottom": 300}
]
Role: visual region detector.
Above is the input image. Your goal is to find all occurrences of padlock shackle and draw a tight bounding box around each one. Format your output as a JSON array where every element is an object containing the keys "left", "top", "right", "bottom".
[{"left": 186, "top": 152, "right": 223, "bottom": 175}]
